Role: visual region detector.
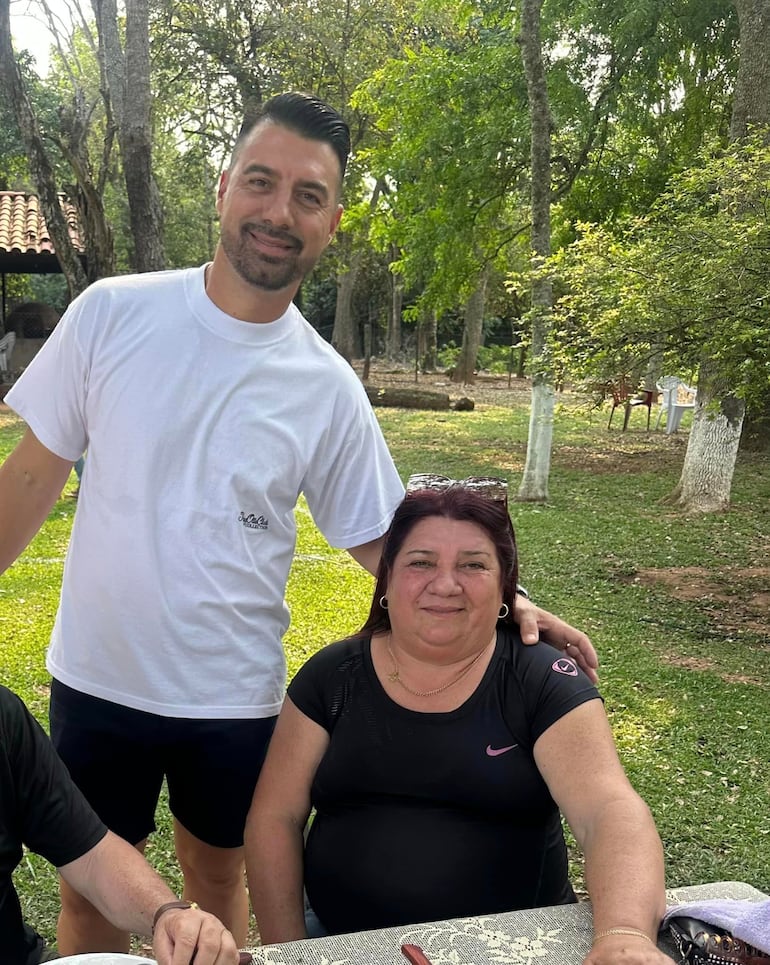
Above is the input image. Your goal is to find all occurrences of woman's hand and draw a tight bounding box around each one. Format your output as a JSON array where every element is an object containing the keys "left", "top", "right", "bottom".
[
  {"left": 584, "top": 933, "right": 673, "bottom": 965},
  {"left": 514, "top": 596, "right": 599, "bottom": 683}
]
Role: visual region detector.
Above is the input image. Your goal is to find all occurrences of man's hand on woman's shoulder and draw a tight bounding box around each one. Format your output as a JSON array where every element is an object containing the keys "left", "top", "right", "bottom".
[{"left": 514, "top": 596, "right": 599, "bottom": 683}]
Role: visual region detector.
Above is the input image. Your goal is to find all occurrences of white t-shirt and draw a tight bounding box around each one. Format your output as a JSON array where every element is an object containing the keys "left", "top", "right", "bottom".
[{"left": 6, "top": 266, "right": 404, "bottom": 718}]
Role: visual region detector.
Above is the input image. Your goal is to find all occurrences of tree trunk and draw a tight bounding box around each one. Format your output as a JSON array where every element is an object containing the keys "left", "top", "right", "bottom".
[
  {"left": 58, "top": 90, "right": 115, "bottom": 283},
  {"left": 667, "top": 0, "right": 770, "bottom": 509},
  {"left": 386, "top": 249, "right": 403, "bottom": 360},
  {"left": 663, "top": 365, "right": 745, "bottom": 512},
  {"left": 0, "top": 0, "right": 89, "bottom": 298},
  {"left": 420, "top": 309, "right": 438, "bottom": 372},
  {"left": 122, "top": 0, "right": 165, "bottom": 270},
  {"left": 451, "top": 268, "right": 488, "bottom": 384},
  {"left": 92, "top": 0, "right": 165, "bottom": 271},
  {"left": 332, "top": 248, "right": 361, "bottom": 362},
  {"left": 730, "top": 0, "right": 770, "bottom": 140},
  {"left": 518, "top": 382, "right": 555, "bottom": 501},
  {"left": 732, "top": 0, "right": 770, "bottom": 451},
  {"left": 364, "top": 386, "right": 450, "bottom": 410},
  {"left": 517, "top": 0, "right": 554, "bottom": 502}
]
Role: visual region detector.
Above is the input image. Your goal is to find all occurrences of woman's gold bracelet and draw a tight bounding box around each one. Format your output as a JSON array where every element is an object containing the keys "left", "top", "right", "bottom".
[{"left": 593, "top": 927, "right": 655, "bottom": 945}]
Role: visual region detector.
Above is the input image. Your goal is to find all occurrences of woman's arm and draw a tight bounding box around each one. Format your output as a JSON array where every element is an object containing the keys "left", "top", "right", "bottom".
[
  {"left": 534, "top": 700, "right": 669, "bottom": 965},
  {"left": 244, "top": 697, "right": 330, "bottom": 945}
]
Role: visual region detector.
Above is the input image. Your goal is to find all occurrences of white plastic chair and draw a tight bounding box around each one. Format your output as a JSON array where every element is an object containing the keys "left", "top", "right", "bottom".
[
  {"left": 0, "top": 332, "right": 16, "bottom": 381},
  {"left": 655, "top": 376, "right": 696, "bottom": 434}
]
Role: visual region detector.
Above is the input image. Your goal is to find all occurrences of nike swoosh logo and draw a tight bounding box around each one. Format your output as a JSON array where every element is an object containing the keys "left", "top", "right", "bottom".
[{"left": 486, "top": 743, "right": 518, "bottom": 757}]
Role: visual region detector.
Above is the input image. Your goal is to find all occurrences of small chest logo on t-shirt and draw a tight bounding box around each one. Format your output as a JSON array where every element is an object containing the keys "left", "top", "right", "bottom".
[
  {"left": 486, "top": 743, "right": 519, "bottom": 757},
  {"left": 239, "top": 511, "right": 269, "bottom": 530},
  {"left": 552, "top": 657, "right": 578, "bottom": 676}
]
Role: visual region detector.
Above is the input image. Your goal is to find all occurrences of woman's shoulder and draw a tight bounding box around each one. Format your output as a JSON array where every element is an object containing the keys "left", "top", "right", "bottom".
[
  {"left": 287, "top": 635, "right": 370, "bottom": 730},
  {"left": 289, "top": 635, "right": 368, "bottom": 686},
  {"left": 498, "top": 626, "right": 598, "bottom": 689}
]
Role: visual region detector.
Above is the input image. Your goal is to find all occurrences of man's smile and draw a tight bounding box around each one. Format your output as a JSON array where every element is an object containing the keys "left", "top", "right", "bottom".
[{"left": 245, "top": 223, "right": 301, "bottom": 254}]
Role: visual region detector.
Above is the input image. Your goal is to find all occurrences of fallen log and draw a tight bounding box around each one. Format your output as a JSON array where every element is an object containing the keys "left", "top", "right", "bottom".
[{"left": 364, "top": 386, "right": 451, "bottom": 410}]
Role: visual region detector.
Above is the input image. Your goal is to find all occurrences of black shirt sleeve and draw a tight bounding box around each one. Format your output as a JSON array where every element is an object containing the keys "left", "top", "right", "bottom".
[
  {"left": 506, "top": 634, "right": 601, "bottom": 747},
  {"left": 1, "top": 686, "right": 107, "bottom": 868},
  {"left": 287, "top": 636, "right": 362, "bottom": 732}
]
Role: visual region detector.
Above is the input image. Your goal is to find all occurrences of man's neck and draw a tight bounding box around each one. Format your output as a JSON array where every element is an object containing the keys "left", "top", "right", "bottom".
[{"left": 204, "top": 250, "right": 299, "bottom": 324}]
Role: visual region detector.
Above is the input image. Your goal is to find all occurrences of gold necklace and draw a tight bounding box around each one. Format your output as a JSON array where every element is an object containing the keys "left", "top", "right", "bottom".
[{"left": 386, "top": 635, "right": 493, "bottom": 698}]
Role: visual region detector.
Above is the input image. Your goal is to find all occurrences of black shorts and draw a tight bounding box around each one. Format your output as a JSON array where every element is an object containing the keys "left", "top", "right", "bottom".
[{"left": 49, "top": 679, "right": 276, "bottom": 849}]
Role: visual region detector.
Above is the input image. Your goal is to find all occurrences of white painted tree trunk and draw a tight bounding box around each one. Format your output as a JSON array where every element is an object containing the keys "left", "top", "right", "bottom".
[
  {"left": 518, "top": 381, "right": 555, "bottom": 500},
  {"left": 665, "top": 389, "right": 745, "bottom": 512},
  {"left": 517, "top": 0, "right": 554, "bottom": 502}
]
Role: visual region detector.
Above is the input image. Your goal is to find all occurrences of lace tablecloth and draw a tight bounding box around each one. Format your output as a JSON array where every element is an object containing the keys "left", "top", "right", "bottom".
[{"left": 248, "top": 881, "right": 768, "bottom": 965}]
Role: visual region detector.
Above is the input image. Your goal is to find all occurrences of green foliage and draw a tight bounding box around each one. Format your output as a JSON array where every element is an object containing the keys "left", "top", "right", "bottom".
[
  {"left": 155, "top": 139, "right": 219, "bottom": 268},
  {"left": 3, "top": 395, "right": 769, "bottom": 947},
  {"left": 551, "top": 0, "right": 738, "bottom": 231},
  {"left": 436, "top": 341, "right": 518, "bottom": 373},
  {"left": 550, "top": 137, "right": 770, "bottom": 405},
  {"left": 353, "top": 7, "right": 533, "bottom": 315}
]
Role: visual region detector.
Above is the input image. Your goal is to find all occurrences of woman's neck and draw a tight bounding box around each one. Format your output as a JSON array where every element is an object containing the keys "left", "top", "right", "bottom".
[{"left": 370, "top": 630, "right": 498, "bottom": 713}]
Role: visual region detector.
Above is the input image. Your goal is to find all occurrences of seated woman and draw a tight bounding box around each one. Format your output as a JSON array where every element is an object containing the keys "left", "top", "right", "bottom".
[{"left": 245, "top": 474, "right": 669, "bottom": 965}]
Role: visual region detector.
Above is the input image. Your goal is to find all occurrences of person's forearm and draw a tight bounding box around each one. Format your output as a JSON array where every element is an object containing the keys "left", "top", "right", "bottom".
[
  {"left": 60, "top": 833, "right": 176, "bottom": 937},
  {"left": 0, "top": 431, "right": 72, "bottom": 574},
  {"left": 581, "top": 796, "right": 666, "bottom": 937},
  {"left": 245, "top": 817, "right": 307, "bottom": 944},
  {"left": 346, "top": 535, "right": 385, "bottom": 577}
]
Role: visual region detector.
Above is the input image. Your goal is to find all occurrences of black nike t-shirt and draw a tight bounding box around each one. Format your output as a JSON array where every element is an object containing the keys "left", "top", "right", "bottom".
[{"left": 288, "top": 628, "right": 600, "bottom": 934}]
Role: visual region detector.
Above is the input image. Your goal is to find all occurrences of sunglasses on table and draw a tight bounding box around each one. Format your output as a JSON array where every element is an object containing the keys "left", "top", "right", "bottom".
[{"left": 405, "top": 473, "right": 508, "bottom": 503}]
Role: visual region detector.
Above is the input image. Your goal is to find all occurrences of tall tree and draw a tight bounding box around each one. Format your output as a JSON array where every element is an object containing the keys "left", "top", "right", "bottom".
[
  {"left": 1, "top": 0, "right": 168, "bottom": 287},
  {"left": 517, "top": 0, "right": 554, "bottom": 502},
  {"left": 0, "top": 0, "right": 90, "bottom": 297},
  {"left": 731, "top": 0, "right": 770, "bottom": 450},
  {"left": 451, "top": 266, "right": 489, "bottom": 384},
  {"left": 668, "top": 0, "right": 770, "bottom": 510},
  {"left": 354, "top": 8, "right": 532, "bottom": 357},
  {"left": 550, "top": 140, "right": 770, "bottom": 511},
  {"left": 93, "top": 0, "right": 165, "bottom": 271}
]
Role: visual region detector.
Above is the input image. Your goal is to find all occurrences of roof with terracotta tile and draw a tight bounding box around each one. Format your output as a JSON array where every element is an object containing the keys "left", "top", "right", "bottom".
[{"left": 0, "top": 191, "right": 85, "bottom": 274}]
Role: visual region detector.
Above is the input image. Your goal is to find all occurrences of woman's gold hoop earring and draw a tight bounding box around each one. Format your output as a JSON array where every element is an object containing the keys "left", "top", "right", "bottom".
[
  {"left": 498, "top": 603, "right": 509, "bottom": 619},
  {"left": 380, "top": 596, "right": 389, "bottom": 610}
]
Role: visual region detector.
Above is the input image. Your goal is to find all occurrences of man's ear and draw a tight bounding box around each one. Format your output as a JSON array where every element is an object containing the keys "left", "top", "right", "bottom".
[
  {"left": 328, "top": 203, "right": 344, "bottom": 242},
  {"left": 216, "top": 171, "right": 230, "bottom": 210}
]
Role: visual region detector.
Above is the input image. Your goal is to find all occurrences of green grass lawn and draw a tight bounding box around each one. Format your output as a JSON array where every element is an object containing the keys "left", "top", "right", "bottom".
[{"left": 2, "top": 395, "right": 769, "bottom": 951}]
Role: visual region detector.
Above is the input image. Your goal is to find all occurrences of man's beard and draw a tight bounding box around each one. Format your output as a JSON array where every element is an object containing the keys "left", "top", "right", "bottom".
[{"left": 220, "top": 221, "right": 313, "bottom": 292}]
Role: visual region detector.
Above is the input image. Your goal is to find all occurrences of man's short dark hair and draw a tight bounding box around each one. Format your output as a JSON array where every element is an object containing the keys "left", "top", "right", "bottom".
[{"left": 233, "top": 92, "right": 351, "bottom": 181}]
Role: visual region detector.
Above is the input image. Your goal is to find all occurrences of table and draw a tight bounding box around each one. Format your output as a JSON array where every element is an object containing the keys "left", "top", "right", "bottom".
[{"left": 248, "top": 881, "right": 767, "bottom": 965}]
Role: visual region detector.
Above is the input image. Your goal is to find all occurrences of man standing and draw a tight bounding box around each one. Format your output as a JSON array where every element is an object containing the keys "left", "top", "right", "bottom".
[{"left": 0, "top": 92, "right": 595, "bottom": 954}]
